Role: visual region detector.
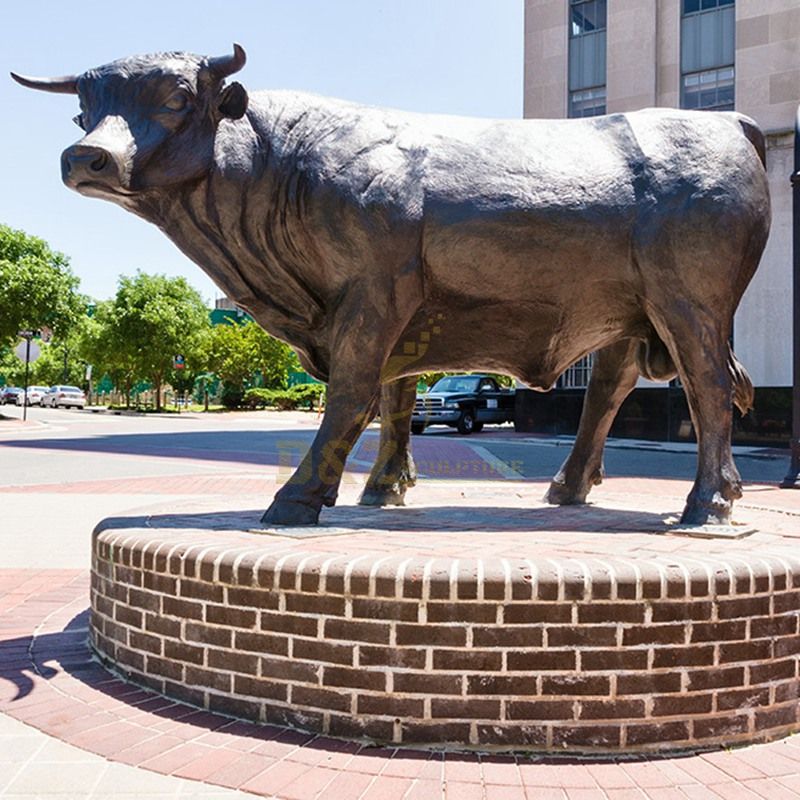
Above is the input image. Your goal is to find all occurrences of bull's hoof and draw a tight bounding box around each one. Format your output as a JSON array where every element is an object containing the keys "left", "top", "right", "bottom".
[
  {"left": 358, "top": 486, "right": 407, "bottom": 507},
  {"left": 261, "top": 499, "right": 321, "bottom": 527},
  {"left": 680, "top": 495, "right": 732, "bottom": 527},
  {"left": 544, "top": 481, "right": 588, "bottom": 506}
]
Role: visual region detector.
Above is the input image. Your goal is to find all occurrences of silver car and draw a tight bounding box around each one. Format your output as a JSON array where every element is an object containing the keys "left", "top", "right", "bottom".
[
  {"left": 24, "top": 386, "right": 50, "bottom": 406},
  {"left": 42, "top": 385, "right": 86, "bottom": 409}
]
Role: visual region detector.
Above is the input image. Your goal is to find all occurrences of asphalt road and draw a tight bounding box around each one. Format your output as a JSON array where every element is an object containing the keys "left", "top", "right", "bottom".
[
  {"left": 444, "top": 432, "right": 791, "bottom": 484},
  {"left": 0, "top": 404, "right": 790, "bottom": 490}
]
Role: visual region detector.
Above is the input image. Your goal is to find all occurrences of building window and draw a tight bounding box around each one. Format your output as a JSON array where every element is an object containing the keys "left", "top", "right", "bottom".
[
  {"left": 558, "top": 354, "right": 595, "bottom": 390},
  {"left": 683, "top": 0, "right": 733, "bottom": 13},
  {"left": 571, "top": 0, "right": 607, "bottom": 36},
  {"left": 681, "top": 0, "right": 735, "bottom": 110},
  {"left": 568, "top": 0, "right": 607, "bottom": 118},
  {"left": 682, "top": 66, "right": 734, "bottom": 110},
  {"left": 569, "top": 86, "right": 607, "bottom": 118}
]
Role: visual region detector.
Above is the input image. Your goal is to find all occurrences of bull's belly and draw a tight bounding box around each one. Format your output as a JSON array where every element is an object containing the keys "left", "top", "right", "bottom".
[
  {"left": 387, "top": 299, "right": 645, "bottom": 388},
  {"left": 422, "top": 209, "right": 635, "bottom": 305}
]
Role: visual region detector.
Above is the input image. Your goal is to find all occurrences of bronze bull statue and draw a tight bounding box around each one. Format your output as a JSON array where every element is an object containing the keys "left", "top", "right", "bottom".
[{"left": 12, "top": 45, "right": 771, "bottom": 527}]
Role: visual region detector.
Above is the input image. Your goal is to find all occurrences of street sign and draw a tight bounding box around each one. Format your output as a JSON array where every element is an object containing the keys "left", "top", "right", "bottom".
[
  {"left": 15, "top": 335, "right": 39, "bottom": 422},
  {"left": 173, "top": 354, "right": 185, "bottom": 370},
  {"left": 15, "top": 340, "right": 40, "bottom": 363}
]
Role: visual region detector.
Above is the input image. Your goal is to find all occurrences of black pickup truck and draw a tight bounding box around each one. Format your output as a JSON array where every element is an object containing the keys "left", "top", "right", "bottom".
[{"left": 411, "top": 374, "right": 516, "bottom": 435}]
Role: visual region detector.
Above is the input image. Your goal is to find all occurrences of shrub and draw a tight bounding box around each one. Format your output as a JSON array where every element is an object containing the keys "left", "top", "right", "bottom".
[
  {"left": 290, "top": 383, "right": 325, "bottom": 410},
  {"left": 221, "top": 384, "right": 244, "bottom": 409},
  {"left": 243, "top": 383, "right": 326, "bottom": 411},
  {"left": 243, "top": 387, "right": 274, "bottom": 409}
]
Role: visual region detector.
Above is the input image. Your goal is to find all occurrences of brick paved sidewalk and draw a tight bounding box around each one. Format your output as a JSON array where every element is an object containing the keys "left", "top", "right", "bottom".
[{"left": 3, "top": 489, "right": 800, "bottom": 798}]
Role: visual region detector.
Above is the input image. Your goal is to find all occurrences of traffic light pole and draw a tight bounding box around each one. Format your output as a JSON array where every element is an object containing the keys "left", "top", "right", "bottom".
[
  {"left": 22, "top": 335, "right": 31, "bottom": 423},
  {"left": 781, "top": 105, "right": 800, "bottom": 489}
]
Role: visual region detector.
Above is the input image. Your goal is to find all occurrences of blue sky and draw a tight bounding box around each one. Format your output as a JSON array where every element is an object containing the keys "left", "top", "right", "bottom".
[{"left": 0, "top": 0, "right": 523, "bottom": 303}]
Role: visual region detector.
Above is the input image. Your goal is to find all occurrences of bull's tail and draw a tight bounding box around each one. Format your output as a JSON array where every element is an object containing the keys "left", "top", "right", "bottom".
[
  {"left": 729, "top": 112, "right": 767, "bottom": 169},
  {"left": 728, "top": 344, "right": 754, "bottom": 415}
]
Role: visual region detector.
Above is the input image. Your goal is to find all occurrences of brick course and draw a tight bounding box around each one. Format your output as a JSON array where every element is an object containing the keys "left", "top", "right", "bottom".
[{"left": 90, "top": 528, "right": 800, "bottom": 753}]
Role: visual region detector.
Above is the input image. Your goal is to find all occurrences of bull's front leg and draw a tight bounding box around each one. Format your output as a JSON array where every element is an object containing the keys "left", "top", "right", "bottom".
[
  {"left": 359, "top": 376, "right": 418, "bottom": 507},
  {"left": 261, "top": 372, "right": 380, "bottom": 526}
]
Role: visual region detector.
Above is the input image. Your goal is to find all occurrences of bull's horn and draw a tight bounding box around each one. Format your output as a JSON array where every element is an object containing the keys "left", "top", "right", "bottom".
[
  {"left": 206, "top": 43, "right": 246, "bottom": 80},
  {"left": 10, "top": 71, "right": 79, "bottom": 94}
]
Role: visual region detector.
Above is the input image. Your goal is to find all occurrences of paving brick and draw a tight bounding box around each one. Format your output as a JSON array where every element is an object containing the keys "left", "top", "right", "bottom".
[
  {"left": 433, "top": 648, "right": 502, "bottom": 671},
  {"left": 325, "top": 618, "right": 392, "bottom": 644}
]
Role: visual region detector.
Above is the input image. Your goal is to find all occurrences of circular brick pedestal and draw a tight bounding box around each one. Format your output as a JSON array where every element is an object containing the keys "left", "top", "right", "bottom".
[{"left": 90, "top": 485, "right": 800, "bottom": 753}]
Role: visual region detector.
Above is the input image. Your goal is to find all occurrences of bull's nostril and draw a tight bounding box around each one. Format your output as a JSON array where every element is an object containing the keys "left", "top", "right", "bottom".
[{"left": 90, "top": 153, "right": 108, "bottom": 172}]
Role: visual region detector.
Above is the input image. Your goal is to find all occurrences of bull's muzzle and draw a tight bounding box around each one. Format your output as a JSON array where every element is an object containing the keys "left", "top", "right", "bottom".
[
  {"left": 61, "top": 115, "right": 135, "bottom": 197},
  {"left": 62, "top": 144, "right": 116, "bottom": 185}
]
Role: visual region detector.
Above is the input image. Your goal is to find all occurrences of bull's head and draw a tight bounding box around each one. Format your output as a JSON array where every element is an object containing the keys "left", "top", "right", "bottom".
[{"left": 11, "top": 45, "right": 249, "bottom": 203}]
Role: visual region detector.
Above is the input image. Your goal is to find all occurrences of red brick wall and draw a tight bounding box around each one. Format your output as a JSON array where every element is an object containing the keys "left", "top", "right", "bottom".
[{"left": 90, "top": 529, "right": 800, "bottom": 752}]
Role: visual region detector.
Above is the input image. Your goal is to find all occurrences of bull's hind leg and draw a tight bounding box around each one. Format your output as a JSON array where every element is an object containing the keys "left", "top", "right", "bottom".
[
  {"left": 546, "top": 339, "right": 640, "bottom": 505},
  {"left": 649, "top": 310, "right": 742, "bottom": 525},
  {"left": 359, "top": 376, "right": 418, "bottom": 506}
]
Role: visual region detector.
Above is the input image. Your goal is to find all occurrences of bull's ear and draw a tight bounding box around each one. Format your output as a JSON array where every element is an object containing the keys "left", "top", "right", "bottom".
[{"left": 218, "top": 81, "right": 248, "bottom": 120}]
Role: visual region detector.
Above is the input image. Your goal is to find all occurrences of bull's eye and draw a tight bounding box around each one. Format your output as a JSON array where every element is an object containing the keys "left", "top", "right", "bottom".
[
  {"left": 72, "top": 113, "right": 85, "bottom": 130},
  {"left": 163, "top": 91, "right": 190, "bottom": 112}
]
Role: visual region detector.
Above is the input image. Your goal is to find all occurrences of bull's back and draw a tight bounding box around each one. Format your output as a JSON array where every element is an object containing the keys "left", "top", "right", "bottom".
[
  {"left": 420, "top": 114, "right": 642, "bottom": 304},
  {"left": 419, "top": 109, "right": 769, "bottom": 309}
]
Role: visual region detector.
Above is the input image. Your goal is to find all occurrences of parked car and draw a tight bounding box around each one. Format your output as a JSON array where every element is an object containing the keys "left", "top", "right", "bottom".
[
  {"left": 0, "top": 387, "right": 24, "bottom": 405},
  {"left": 412, "top": 374, "right": 516, "bottom": 435},
  {"left": 24, "top": 386, "right": 50, "bottom": 406},
  {"left": 42, "top": 385, "right": 87, "bottom": 409}
]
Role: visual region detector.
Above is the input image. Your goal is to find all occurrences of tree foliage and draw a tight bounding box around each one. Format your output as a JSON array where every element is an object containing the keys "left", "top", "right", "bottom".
[
  {"left": 205, "top": 319, "right": 301, "bottom": 406},
  {"left": 0, "top": 224, "right": 83, "bottom": 347},
  {"left": 100, "top": 272, "right": 210, "bottom": 410}
]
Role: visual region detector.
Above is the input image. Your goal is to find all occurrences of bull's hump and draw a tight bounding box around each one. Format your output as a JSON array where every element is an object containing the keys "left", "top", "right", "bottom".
[
  {"left": 250, "top": 89, "right": 605, "bottom": 146},
  {"left": 249, "top": 90, "right": 633, "bottom": 180}
]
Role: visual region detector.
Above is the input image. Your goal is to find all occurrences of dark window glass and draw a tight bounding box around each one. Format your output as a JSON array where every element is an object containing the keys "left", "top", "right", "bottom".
[
  {"left": 684, "top": 0, "right": 734, "bottom": 13},
  {"left": 569, "top": 86, "right": 606, "bottom": 118},
  {"left": 682, "top": 66, "right": 734, "bottom": 110},
  {"left": 570, "top": 0, "right": 606, "bottom": 37},
  {"left": 718, "top": 83, "right": 734, "bottom": 106}
]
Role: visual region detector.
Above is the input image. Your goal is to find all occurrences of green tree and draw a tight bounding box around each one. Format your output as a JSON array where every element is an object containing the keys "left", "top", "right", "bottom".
[
  {"left": 80, "top": 300, "right": 140, "bottom": 407},
  {"left": 106, "top": 272, "right": 210, "bottom": 411},
  {"left": 0, "top": 224, "right": 83, "bottom": 347},
  {"left": 205, "top": 319, "right": 300, "bottom": 407},
  {"left": 26, "top": 309, "right": 99, "bottom": 387}
]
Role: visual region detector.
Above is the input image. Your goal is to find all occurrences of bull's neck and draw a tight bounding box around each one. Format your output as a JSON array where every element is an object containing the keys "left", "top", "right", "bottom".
[{"left": 136, "top": 98, "right": 327, "bottom": 348}]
